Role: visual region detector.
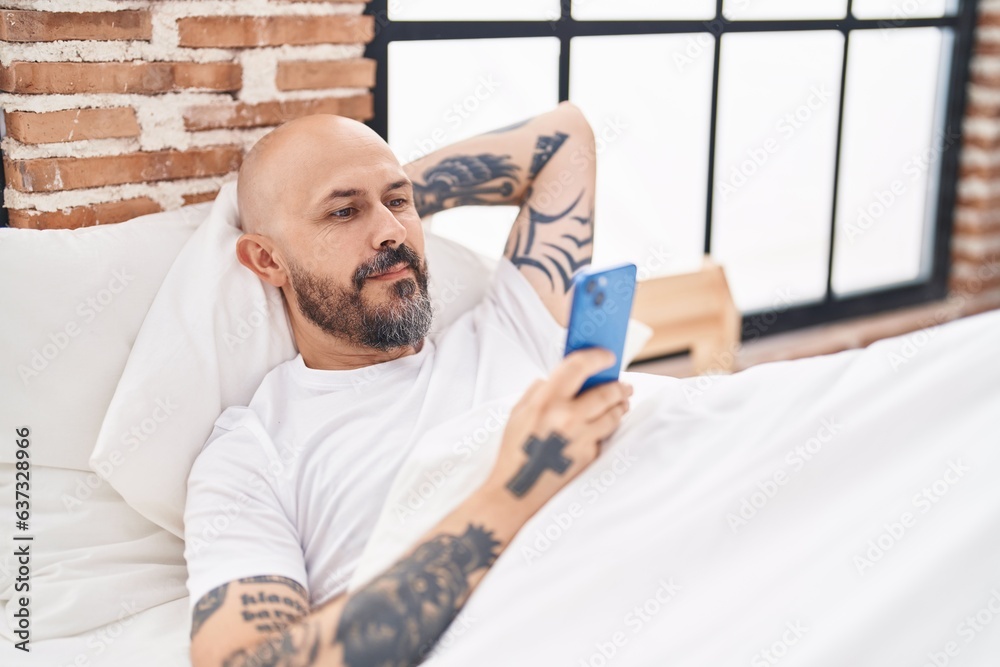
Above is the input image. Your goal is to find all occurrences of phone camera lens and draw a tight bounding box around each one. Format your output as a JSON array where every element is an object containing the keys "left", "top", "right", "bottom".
[
  {"left": 594, "top": 292, "right": 605, "bottom": 306},
  {"left": 585, "top": 279, "right": 597, "bottom": 293}
]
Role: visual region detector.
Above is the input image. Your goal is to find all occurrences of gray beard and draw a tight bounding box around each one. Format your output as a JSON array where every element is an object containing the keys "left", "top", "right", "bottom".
[{"left": 288, "top": 258, "right": 433, "bottom": 352}]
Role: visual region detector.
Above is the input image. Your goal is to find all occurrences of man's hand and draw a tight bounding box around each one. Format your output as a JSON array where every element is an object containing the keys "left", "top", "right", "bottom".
[{"left": 485, "top": 347, "right": 633, "bottom": 518}]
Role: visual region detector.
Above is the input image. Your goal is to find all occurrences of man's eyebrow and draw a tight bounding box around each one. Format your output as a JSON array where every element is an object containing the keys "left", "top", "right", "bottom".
[
  {"left": 384, "top": 179, "right": 411, "bottom": 193},
  {"left": 323, "top": 188, "right": 365, "bottom": 201}
]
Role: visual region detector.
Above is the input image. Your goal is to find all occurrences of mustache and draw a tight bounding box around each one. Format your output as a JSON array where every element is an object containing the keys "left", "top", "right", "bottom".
[{"left": 353, "top": 243, "right": 422, "bottom": 290}]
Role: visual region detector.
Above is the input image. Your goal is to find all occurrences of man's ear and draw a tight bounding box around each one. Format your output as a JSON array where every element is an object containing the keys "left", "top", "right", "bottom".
[{"left": 236, "top": 233, "right": 288, "bottom": 288}]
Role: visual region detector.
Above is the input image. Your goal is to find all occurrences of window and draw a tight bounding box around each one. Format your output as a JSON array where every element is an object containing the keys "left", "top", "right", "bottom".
[{"left": 365, "top": 0, "right": 978, "bottom": 339}]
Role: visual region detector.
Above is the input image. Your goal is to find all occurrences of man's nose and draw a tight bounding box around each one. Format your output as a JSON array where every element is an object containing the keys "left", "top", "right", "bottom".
[{"left": 372, "top": 201, "right": 406, "bottom": 249}]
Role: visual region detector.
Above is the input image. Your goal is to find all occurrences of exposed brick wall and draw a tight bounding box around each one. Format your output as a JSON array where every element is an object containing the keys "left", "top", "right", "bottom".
[
  {"left": 953, "top": 0, "right": 1000, "bottom": 309},
  {"left": 0, "top": 0, "right": 374, "bottom": 229}
]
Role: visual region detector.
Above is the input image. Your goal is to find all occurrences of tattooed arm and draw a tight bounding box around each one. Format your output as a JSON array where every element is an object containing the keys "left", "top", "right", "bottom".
[
  {"left": 403, "top": 102, "right": 597, "bottom": 327},
  {"left": 189, "top": 348, "right": 633, "bottom": 667}
]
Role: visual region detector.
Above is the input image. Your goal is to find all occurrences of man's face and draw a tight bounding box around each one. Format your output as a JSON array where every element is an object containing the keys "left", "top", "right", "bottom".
[{"left": 265, "top": 126, "right": 433, "bottom": 351}]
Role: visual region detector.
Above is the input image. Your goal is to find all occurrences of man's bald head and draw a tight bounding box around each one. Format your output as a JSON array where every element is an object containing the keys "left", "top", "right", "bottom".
[
  {"left": 232, "top": 113, "right": 431, "bottom": 361},
  {"left": 237, "top": 115, "right": 393, "bottom": 237}
]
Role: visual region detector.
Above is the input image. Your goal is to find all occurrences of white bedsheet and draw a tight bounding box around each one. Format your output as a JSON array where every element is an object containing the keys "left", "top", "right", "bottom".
[
  {"left": 14, "top": 310, "right": 997, "bottom": 666},
  {"left": 353, "top": 308, "right": 1000, "bottom": 667}
]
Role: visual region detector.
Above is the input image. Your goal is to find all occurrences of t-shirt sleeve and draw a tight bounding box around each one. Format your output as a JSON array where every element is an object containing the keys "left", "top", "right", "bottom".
[
  {"left": 183, "top": 415, "right": 307, "bottom": 613},
  {"left": 481, "top": 255, "right": 569, "bottom": 373}
]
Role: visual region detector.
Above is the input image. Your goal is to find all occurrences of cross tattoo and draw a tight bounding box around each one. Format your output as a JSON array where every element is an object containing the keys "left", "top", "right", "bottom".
[{"left": 506, "top": 432, "right": 572, "bottom": 497}]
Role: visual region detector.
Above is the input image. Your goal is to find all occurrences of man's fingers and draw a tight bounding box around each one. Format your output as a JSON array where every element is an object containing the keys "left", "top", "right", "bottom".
[
  {"left": 545, "top": 347, "right": 617, "bottom": 400},
  {"left": 573, "top": 381, "right": 632, "bottom": 422},
  {"left": 584, "top": 400, "right": 629, "bottom": 443}
]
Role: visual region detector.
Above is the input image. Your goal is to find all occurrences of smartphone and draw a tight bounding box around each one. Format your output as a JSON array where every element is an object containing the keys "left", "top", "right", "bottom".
[{"left": 564, "top": 262, "right": 637, "bottom": 395}]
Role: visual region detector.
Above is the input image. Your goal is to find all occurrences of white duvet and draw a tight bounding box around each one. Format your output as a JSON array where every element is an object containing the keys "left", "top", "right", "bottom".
[
  {"left": 352, "top": 308, "right": 1000, "bottom": 667},
  {"left": 17, "top": 309, "right": 999, "bottom": 666}
]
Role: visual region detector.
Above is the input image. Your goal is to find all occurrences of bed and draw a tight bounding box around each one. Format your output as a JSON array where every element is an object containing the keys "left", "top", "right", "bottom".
[{"left": 2, "top": 186, "right": 998, "bottom": 666}]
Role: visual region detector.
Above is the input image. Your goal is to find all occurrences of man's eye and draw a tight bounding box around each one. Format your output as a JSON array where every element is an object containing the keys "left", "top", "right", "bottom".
[
  {"left": 388, "top": 198, "right": 407, "bottom": 208},
  {"left": 330, "top": 208, "right": 355, "bottom": 218}
]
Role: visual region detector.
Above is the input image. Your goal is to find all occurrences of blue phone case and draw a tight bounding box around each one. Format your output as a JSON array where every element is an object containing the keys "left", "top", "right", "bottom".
[{"left": 564, "top": 262, "right": 637, "bottom": 395}]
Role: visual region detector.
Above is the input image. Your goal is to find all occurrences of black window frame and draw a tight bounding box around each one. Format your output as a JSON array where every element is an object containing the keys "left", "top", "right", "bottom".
[{"left": 363, "top": 0, "right": 980, "bottom": 341}]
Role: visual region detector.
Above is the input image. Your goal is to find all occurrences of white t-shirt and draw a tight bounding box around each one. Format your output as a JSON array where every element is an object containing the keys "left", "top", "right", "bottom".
[{"left": 183, "top": 256, "right": 568, "bottom": 611}]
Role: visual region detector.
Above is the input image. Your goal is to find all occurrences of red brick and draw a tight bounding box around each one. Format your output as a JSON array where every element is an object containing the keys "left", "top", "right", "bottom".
[
  {"left": 276, "top": 58, "right": 376, "bottom": 91},
  {"left": 0, "top": 10, "right": 151, "bottom": 42},
  {"left": 184, "top": 94, "right": 373, "bottom": 131},
  {"left": 7, "top": 198, "right": 162, "bottom": 230},
  {"left": 958, "top": 161, "right": 1000, "bottom": 182},
  {"left": 950, "top": 266, "right": 1000, "bottom": 294},
  {"left": 177, "top": 15, "right": 373, "bottom": 47},
  {"left": 4, "top": 147, "right": 243, "bottom": 193},
  {"left": 4, "top": 107, "right": 140, "bottom": 144},
  {"left": 183, "top": 190, "right": 220, "bottom": 205},
  {"left": 0, "top": 61, "right": 241, "bottom": 95}
]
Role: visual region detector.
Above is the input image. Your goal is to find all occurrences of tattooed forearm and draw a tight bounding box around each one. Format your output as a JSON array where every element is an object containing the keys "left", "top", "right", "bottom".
[
  {"left": 412, "top": 154, "right": 521, "bottom": 217},
  {"left": 239, "top": 576, "right": 310, "bottom": 634},
  {"left": 506, "top": 431, "right": 572, "bottom": 497},
  {"left": 222, "top": 620, "right": 323, "bottom": 667},
  {"left": 192, "top": 575, "right": 308, "bottom": 652},
  {"left": 506, "top": 188, "right": 594, "bottom": 293},
  {"left": 333, "top": 524, "right": 501, "bottom": 667},
  {"left": 192, "top": 582, "right": 230, "bottom": 638}
]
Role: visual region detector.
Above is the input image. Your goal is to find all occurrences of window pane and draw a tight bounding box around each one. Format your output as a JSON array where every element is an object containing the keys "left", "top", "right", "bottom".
[
  {"left": 573, "top": 0, "right": 715, "bottom": 21},
  {"left": 570, "top": 34, "right": 715, "bottom": 278},
  {"left": 388, "top": 38, "right": 560, "bottom": 258},
  {"left": 852, "top": 0, "right": 957, "bottom": 19},
  {"left": 831, "top": 28, "right": 951, "bottom": 296},
  {"left": 711, "top": 31, "right": 844, "bottom": 313},
  {"left": 389, "top": 0, "right": 560, "bottom": 21},
  {"left": 723, "top": 0, "right": 847, "bottom": 20}
]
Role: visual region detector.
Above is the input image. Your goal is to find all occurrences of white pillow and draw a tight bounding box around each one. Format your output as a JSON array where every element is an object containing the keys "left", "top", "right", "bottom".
[
  {"left": 0, "top": 209, "right": 205, "bottom": 471},
  {"left": 0, "top": 209, "right": 205, "bottom": 640},
  {"left": 92, "top": 181, "right": 651, "bottom": 537}
]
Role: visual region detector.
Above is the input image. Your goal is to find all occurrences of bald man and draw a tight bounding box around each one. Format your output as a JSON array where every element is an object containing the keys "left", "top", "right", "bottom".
[{"left": 183, "top": 103, "right": 634, "bottom": 667}]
